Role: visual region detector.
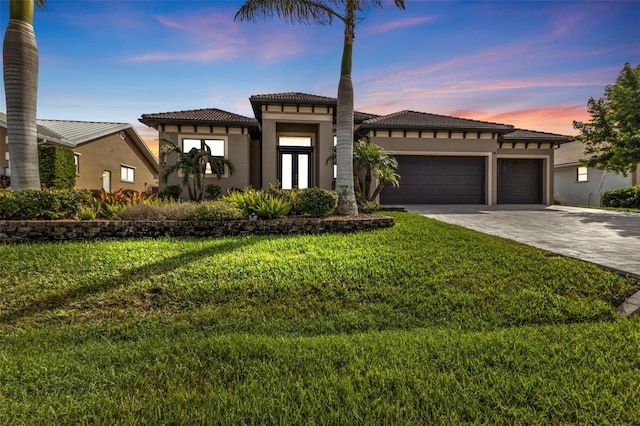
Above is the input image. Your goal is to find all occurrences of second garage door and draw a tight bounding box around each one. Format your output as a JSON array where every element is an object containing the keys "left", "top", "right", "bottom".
[{"left": 380, "top": 156, "right": 486, "bottom": 204}]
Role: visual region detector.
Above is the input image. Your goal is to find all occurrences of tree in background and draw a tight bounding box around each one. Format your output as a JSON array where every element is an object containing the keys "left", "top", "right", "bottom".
[
  {"left": 3, "top": 0, "right": 46, "bottom": 190},
  {"left": 159, "top": 137, "right": 235, "bottom": 202},
  {"left": 573, "top": 62, "right": 640, "bottom": 176},
  {"left": 235, "top": 0, "right": 405, "bottom": 215}
]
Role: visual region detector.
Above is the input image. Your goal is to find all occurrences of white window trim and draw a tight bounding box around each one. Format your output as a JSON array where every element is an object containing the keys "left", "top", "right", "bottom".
[
  {"left": 120, "top": 164, "right": 136, "bottom": 183},
  {"left": 577, "top": 166, "right": 588, "bottom": 182},
  {"left": 179, "top": 135, "right": 230, "bottom": 178},
  {"left": 74, "top": 152, "right": 81, "bottom": 176}
]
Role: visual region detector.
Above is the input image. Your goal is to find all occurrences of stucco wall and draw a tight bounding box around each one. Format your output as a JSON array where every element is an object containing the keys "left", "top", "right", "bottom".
[
  {"left": 555, "top": 165, "right": 633, "bottom": 206},
  {"left": 160, "top": 130, "right": 252, "bottom": 199},
  {"left": 74, "top": 131, "right": 157, "bottom": 193},
  {"left": 261, "top": 110, "right": 334, "bottom": 190}
]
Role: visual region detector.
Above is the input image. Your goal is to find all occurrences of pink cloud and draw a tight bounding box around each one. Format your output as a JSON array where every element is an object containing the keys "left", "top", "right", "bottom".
[
  {"left": 451, "top": 106, "right": 590, "bottom": 136},
  {"left": 126, "top": 12, "right": 303, "bottom": 63},
  {"left": 364, "top": 16, "right": 434, "bottom": 35}
]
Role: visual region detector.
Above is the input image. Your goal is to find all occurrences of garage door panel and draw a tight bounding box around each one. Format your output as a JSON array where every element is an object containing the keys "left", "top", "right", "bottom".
[
  {"left": 381, "top": 156, "right": 485, "bottom": 204},
  {"left": 497, "top": 159, "right": 543, "bottom": 204}
]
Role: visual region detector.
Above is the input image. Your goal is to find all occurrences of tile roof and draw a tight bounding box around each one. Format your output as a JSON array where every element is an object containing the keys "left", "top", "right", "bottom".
[
  {"left": 249, "top": 92, "right": 336, "bottom": 105},
  {"left": 503, "top": 129, "right": 569, "bottom": 142},
  {"left": 358, "top": 110, "right": 514, "bottom": 132},
  {"left": 139, "top": 108, "right": 259, "bottom": 127}
]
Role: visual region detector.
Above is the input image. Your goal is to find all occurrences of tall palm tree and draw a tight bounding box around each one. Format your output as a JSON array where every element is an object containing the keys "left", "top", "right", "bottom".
[
  {"left": 159, "top": 137, "right": 235, "bottom": 202},
  {"left": 3, "top": 0, "right": 45, "bottom": 190},
  {"left": 235, "top": 0, "right": 405, "bottom": 215}
]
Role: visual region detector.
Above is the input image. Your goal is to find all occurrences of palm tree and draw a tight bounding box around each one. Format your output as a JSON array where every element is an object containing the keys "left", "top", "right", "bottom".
[
  {"left": 3, "top": 0, "right": 46, "bottom": 190},
  {"left": 235, "top": 0, "right": 405, "bottom": 215},
  {"left": 329, "top": 138, "right": 399, "bottom": 202},
  {"left": 159, "top": 137, "right": 235, "bottom": 201}
]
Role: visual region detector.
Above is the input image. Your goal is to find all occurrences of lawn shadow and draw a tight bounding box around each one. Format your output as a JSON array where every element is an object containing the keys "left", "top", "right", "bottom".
[{"left": 0, "top": 238, "right": 253, "bottom": 325}]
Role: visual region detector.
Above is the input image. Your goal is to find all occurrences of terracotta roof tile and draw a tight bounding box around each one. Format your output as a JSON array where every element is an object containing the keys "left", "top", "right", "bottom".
[
  {"left": 139, "top": 108, "right": 258, "bottom": 127},
  {"left": 503, "top": 129, "right": 569, "bottom": 141},
  {"left": 359, "top": 110, "right": 514, "bottom": 132},
  {"left": 249, "top": 92, "right": 336, "bottom": 104}
]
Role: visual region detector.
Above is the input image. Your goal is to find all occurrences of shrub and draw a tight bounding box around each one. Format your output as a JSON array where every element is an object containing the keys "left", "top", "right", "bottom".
[
  {"left": 358, "top": 200, "right": 379, "bottom": 214},
  {"left": 0, "top": 189, "right": 91, "bottom": 220},
  {"left": 601, "top": 185, "right": 640, "bottom": 208},
  {"left": 223, "top": 188, "right": 267, "bottom": 215},
  {"left": 266, "top": 183, "right": 298, "bottom": 213},
  {"left": 294, "top": 187, "right": 338, "bottom": 217},
  {"left": 114, "top": 204, "right": 169, "bottom": 221},
  {"left": 181, "top": 201, "right": 244, "bottom": 221},
  {"left": 78, "top": 207, "right": 97, "bottom": 220},
  {"left": 254, "top": 196, "right": 292, "bottom": 219},
  {"left": 38, "top": 145, "right": 76, "bottom": 190},
  {"left": 99, "top": 203, "right": 127, "bottom": 218},
  {"left": 205, "top": 184, "right": 222, "bottom": 200},
  {"left": 160, "top": 185, "right": 183, "bottom": 201}
]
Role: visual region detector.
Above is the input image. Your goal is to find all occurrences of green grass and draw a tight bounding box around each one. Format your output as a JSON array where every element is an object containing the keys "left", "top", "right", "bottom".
[{"left": 1, "top": 212, "right": 639, "bottom": 424}]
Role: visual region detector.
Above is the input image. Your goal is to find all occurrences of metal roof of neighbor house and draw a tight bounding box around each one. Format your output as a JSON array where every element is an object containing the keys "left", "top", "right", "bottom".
[
  {"left": 0, "top": 112, "right": 74, "bottom": 147},
  {"left": 358, "top": 110, "right": 515, "bottom": 133},
  {"left": 503, "top": 129, "right": 570, "bottom": 142},
  {"left": 139, "top": 108, "right": 259, "bottom": 128},
  {"left": 38, "top": 120, "right": 132, "bottom": 146},
  {"left": 38, "top": 119, "right": 159, "bottom": 171}
]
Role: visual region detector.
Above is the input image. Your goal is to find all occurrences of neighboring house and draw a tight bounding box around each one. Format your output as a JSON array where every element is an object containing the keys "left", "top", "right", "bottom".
[
  {"left": 1, "top": 113, "right": 159, "bottom": 193},
  {"left": 140, "top": 92, "right": 569, "bottom": 205},
  {"left": 554, "top": 141, "right": 639, "bottom": 206}
]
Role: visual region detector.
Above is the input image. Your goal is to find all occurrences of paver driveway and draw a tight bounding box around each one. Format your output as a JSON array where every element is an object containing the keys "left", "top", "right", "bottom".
[{"left": 403, "top": 204, "right": 640, "bottom": 279}]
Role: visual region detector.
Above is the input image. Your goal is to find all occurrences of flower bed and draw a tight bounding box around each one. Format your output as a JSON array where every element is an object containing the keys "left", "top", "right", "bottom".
[{"left": 0, "top": 215, "right": 394, "bottom": 244}]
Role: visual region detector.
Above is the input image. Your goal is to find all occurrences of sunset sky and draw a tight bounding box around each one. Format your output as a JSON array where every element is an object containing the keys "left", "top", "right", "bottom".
[{"left": 1, "top": 0, "right": 638, "bottom": 155}]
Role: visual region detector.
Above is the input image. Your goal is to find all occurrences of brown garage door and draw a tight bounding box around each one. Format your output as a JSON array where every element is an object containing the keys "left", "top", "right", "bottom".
[
  {"left": 380, "top": 156, "right": 486, "bottom": 204},
  {"left": 497, "top": 159, "right": 543, "bottom": 204}
]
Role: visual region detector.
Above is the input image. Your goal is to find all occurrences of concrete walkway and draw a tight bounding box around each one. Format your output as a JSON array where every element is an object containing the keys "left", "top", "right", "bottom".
[{"left": 403, "top": 204, "right": 640, "bottom": 279}]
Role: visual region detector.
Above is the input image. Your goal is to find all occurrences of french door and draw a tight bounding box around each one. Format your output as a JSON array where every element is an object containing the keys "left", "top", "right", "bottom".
[{"left": 278, "top": 147, "right": 313, "bottom": 190}]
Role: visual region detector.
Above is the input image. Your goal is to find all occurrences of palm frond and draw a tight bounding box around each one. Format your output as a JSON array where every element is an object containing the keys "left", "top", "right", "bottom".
[{"left": 235, "top": 0, "right": 337, "bottom": 25}]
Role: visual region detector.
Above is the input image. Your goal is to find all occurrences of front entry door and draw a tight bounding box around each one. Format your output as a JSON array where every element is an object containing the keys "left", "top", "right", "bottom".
[{"left": 279, "top": 148, "right": 313, "bottom": 190}]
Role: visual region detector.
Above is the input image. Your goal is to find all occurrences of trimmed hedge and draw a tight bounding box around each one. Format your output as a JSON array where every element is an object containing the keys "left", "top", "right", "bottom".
[
  {"left": 38, "top": 145, "right": 76, "bottom": 189},
  {"left": 0, "top": 189, "right": 92, "bottom": 220},
  {"left": 294, "top": 187, "right": 338, "bottom": 217},
  {"left": 601, "top": 185, "right": 640, "bottom": 208}
]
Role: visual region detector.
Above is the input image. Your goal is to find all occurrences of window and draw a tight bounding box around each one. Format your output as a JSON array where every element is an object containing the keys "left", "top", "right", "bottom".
[
  {"left": 182, "top": 138, "right": 226, "bottom": 175},
  {"left": 577, "top": 166, "right": 588, "bottom": 182},
  {"left": 120, "top": 165, "right": 135, "bottom": 183},
  {"left": 279, "top": 136, "right": 312, "bottom": 147},
  {"left": 74, "top": 153, "right": 80, "bottom": 175}
]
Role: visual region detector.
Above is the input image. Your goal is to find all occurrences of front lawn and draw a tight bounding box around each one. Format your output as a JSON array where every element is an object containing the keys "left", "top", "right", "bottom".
[{"left": 1, "top": 212, "right": 639, "bottom": 424}]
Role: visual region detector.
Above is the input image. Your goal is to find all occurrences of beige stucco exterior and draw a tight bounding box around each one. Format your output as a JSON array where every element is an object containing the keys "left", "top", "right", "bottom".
[
  {"left": 141, "top": 93, "right": 568, "bottom": 205},
  {"left": 160, "top": 127, "right": 253, "bottom": 198},
  {"left": 73, "top": 129, "right": 158, "bottom": 193},
  {"left": 260, "top": 106, "right": 334, "bottom": 190}
]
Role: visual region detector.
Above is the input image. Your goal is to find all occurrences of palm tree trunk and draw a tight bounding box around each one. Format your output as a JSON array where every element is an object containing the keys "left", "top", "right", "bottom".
[
  {"left": 3, "top": 1, "right": 40, "bottom": 190},
  {"left": 334, "top": 0, "right": 358, "bottom": 215}
]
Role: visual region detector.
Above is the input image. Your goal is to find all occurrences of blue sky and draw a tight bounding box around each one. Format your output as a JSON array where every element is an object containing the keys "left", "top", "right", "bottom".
[{"left": 1, "top": 0, "right": 639, "bottom": 154}]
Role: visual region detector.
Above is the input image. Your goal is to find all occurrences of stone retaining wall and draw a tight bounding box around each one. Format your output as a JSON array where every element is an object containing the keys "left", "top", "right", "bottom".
[{"left": 0, "top": 215, "right": 394, "bottom": 244}]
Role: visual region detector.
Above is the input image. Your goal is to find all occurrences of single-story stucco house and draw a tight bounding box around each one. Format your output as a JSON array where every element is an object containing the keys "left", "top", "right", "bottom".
[
  {"left": 140, "top": 92, "right": 569, "bottom": 205},
  {"left": 1, "top": 113, "right": 159, "bottom": 193},
  {"left": 554, "top": 140, "right": 639, "bottom": 206}
]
